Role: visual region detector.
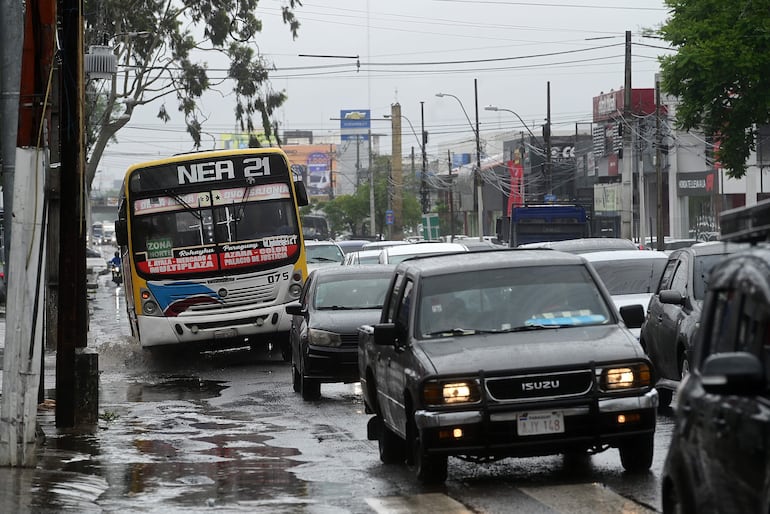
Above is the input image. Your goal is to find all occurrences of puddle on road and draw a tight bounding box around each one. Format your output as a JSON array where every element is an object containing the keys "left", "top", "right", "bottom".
[
  {"left": 124, "top": 377, "right": 228, "bottom": 403},
  {"left": 33, "top": 404, "right": 317, "bottom": 512}
]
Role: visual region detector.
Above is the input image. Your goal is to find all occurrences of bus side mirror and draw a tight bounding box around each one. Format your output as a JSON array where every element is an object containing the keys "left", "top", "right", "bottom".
[
  {"left": 294, "top": 180, "right": 309, "bottom": 206},
  {"left": 115, "top": 219, "right": 128, "bottom": 246}
]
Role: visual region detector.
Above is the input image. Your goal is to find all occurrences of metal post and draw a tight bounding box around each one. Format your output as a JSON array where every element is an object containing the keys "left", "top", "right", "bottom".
[
  {"left": 474, "top": 79, "right": 483, "bottom": 241},
  {"left": 420, "top": 101, "right": 428, "bottom": 213},
  {"left": 368, "top": 129, "right": 375, "bottom": 238}
]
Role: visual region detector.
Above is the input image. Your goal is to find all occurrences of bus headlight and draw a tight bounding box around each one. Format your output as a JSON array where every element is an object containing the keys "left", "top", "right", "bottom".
[
  {"left": 599, "top": 362, "right": 652, "bottom": 391},
  {"left": 143, "top": 301, "right": 159, "bottom": 315},
  {"left": 423, "top": 379, "right": 481, "bottom": 406},
  {"left": 289, "top": 283, "right": 303, "bottom": 297},
  {"left": 307, "top": 329, "right": 342, "bottom": 347}
]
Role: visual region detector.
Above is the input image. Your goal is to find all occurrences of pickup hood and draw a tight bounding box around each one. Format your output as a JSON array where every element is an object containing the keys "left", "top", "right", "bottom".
[
  {"left": 311, "top": 309, "right": 382, "bottom": 335},
  {"left": 415, "top": 325, "right": 645, "bottom": 377}
]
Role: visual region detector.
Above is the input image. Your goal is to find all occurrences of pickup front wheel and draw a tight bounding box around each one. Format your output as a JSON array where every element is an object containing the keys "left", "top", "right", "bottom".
[
  {"left": 619, "top": 434, "right": 654, "bottom": 472},
  {"left": 406, "top": 414, "right": 447, "bottom": 484}
]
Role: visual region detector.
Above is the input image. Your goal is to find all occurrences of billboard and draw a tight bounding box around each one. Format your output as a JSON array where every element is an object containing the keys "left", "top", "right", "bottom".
[
  {"left": 281, "top": 144, "right": 336, "bottom": 198},
  {"left": 340, "top": 109, "right": 370, "bottom": 141}
]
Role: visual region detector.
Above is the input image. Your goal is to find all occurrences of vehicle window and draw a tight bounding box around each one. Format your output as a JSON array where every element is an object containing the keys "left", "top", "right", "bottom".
[
  {"left": 306, "top": 244, "right": 344, "bottom": 264},
  {"left": 397, "top": 279, "right": 414, "bottom": 336},
  {"left": 590, "top": 259, "right": 667, "bottom": 295},
  {"left": 709, "top": 290, "right": 742, "bottom": 353},
  {"left": 669, "top": 260, "right": 688, "bottom": 295},
  {"left": 385, "top": 273, "right": 404, "bottom": 323},
  {"left": 313, "top": 275, "right": 392, "bottom": 310},
  {"left": 417, "top": 265, "right": 613, "bottom": 338},
  {"left": 656, "top": 256, "right": 678, "bottom": 292},
  {"left": 693, "top": 254, "right": 730, "bottom": 300},
  {"left": 299, "top": 274, "right": 314, "bottom": 309}
]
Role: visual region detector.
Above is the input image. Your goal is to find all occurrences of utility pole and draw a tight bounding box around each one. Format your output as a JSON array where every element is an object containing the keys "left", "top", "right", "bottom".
[
  {"left": 57, "top": 0, "right": 97, "bottom": 428},
  {"left": 420, "top": 101, "right": 428, "bottom": 214},
  {"left": 474, "top": 78, "right": 483, "bottom": 241},
  {"left": 655, "top": 77, "right": 665, "bottom": 251},
  {"left": 621, "top": 29, "right": 633, "bottom": 239},
  {"left": 544, "top": 81, "right": 552, "bottom": 196},
  {"left": 368, "top": 129, "right": 375, "bottom": 238},
  {"left": 390, "top": 103, "right": 404, "bottom": 240},
  {"left": 448, "top": 150, "right": 455, "bottom": 242}
]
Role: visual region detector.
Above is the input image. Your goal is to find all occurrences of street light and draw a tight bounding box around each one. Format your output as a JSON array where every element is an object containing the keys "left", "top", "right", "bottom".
[
  {"left": 384, "top": 113, "right": 422, "bottom": 151},
  {"left": 436, "top": 79, "right": 484, "bottom": 241},
  {"left": 484, "top": 105, "right": 539, "bottom": 141}
]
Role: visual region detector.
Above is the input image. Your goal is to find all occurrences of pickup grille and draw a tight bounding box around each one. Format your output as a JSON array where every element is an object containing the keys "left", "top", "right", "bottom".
[{"left": 485, "top": 370, "right": 594, "bottom": 402}]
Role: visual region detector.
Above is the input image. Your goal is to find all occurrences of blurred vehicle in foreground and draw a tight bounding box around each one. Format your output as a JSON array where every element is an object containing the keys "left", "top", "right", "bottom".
[{"left": 662, "top": 200, "right": 770, "bottom": 514}]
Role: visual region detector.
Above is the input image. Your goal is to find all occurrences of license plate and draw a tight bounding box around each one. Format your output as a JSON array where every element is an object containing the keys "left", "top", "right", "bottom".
[
  {"left": 213, "top": 328, "right": 237, "bottom": 339},
  {"left": 517, "top": 410, "right": 565, "bottom": 436}
]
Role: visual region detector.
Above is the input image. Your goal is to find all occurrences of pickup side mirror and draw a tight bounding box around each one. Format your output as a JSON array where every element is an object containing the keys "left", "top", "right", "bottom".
[
  {"left": 373, "top": 322, "right": 397, "bottom": 346},
  {"left": 285, "top": 302, "right": 304, "bottom": 316},
  {"left": 619, "top": 304, "right": 645, "bottom": 329},
  {"left": 659, "top": 289, "right": 685, "bottom": 306},
  {"left": 702, "top": 352, "right": 764, "bottom": 395}
]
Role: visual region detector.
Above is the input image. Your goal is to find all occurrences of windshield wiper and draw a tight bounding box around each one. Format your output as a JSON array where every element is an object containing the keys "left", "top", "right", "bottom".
[
  {"left": 424, "top": 328, "right": 478, "bottom": 337},
  {"left": 489, "top": 324, "right": 565, "bottom": 332},
  {"left": 310, "top": 256, "right": 340, "bottom": 262},
  {"left": 162, "top": 189, "right": 202, "bottom": 220}
]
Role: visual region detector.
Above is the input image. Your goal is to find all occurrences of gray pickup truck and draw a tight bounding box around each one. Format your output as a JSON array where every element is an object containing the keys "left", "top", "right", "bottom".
[{"left": 358, "top": 249, "right": 658, "bottom": 484}]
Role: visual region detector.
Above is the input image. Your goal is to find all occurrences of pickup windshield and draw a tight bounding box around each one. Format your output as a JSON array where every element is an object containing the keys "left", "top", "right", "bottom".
[{"left": 418, "top": 264, "right": 612, "bottom": 338}]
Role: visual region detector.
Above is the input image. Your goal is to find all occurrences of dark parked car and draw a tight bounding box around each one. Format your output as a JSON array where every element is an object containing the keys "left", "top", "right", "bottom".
[
  {"left": 285, "top": 265, "right": 394, "bottom": 401},
  {"left": 359, "top": 250, "right": 655, "bottom": 484},
  {"left": 662, "top": 202, "right": 770, "bottom": 513},
  {"left": 639, "top": 241, "right": 747, "bottom": 407}
]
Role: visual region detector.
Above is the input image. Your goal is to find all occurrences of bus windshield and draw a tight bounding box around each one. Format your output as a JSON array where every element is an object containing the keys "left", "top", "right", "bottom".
[{"left": 131, "top": 183, "right": 300, "bottom": 278}]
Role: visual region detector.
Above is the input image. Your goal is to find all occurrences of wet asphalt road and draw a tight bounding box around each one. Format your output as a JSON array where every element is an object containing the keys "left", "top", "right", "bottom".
[{"left": 1, "top": 251, "right": 674, "bottom": 513}]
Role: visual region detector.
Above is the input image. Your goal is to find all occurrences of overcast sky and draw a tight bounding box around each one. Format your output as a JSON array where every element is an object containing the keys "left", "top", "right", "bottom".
[{"left": 95, "top": 0, "right": 672, "bottom": 186}]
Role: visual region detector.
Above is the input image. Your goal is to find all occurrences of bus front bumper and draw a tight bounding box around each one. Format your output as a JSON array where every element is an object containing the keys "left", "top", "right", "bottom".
[{"left": 137, "top": 304, "right": 292, "bottom": 348}]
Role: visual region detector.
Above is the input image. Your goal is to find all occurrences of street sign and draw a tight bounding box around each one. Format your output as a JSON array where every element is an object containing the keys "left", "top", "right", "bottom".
[
  {"left": 385, "top": 209, "right": 394, "bottom": 225},
  {"left": 421, "top": 213, "right": 440, "bottom": 240}
]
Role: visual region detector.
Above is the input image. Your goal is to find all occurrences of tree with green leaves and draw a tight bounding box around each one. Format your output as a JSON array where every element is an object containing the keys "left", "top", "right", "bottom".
[
  {"left": 659, "top": 0, "right": 770, "bottom": 178},
  {"left": 83, "top": 0, "right": 301, "bottom": 191}
]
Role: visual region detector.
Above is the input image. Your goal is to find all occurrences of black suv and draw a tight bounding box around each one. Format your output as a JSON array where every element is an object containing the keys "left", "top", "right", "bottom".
[
  {"left": 640, "top": 241, "right": 746, "bottom": 407},
  {"left": 359, "top": 250, "right": 656, "bottom": 484},
  {"left": 662, "top": 201, "right": 770, "bottom": 513}
]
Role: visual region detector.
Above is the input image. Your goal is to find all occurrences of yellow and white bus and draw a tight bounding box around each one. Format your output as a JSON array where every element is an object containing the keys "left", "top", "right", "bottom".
[{"left": 115, "top": 148, "right": 309, "bottom": 357}]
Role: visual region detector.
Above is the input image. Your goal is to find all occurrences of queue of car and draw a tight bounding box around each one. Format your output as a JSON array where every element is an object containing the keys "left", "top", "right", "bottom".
[{"left": 294, "top": 227, "right": 769, "bottom": 501}]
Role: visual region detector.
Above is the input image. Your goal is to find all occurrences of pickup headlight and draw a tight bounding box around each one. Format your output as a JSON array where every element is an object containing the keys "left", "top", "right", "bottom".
[
  {"left": 423, "top": 379, "right": 481, "bottom": 406},
  {"left": 307, "top": 328, "right": 342, "bottom": 347},
  {"left": 599, "top": 362, "right": 652, "bottom": 391}
]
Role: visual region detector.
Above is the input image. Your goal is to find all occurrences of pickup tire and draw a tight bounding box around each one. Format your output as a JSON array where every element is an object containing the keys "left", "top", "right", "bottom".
[
  {"left": 619, "top": 434, "right": 654, "bottom": 472},
  {"left": 406, "top": 413, "right": 447, "bottom": 484},
  {"left": 658, "top": 388, "right": 673, "bottom": 408},
  {"left": 379, "top": 422, "right": 406, "bottom": 464},
  {"left": 291, "top": 364, "right": 300, "bottom": 393},
  {"left": 301, "top": 375, "right": 321, "bottom": 401}
]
